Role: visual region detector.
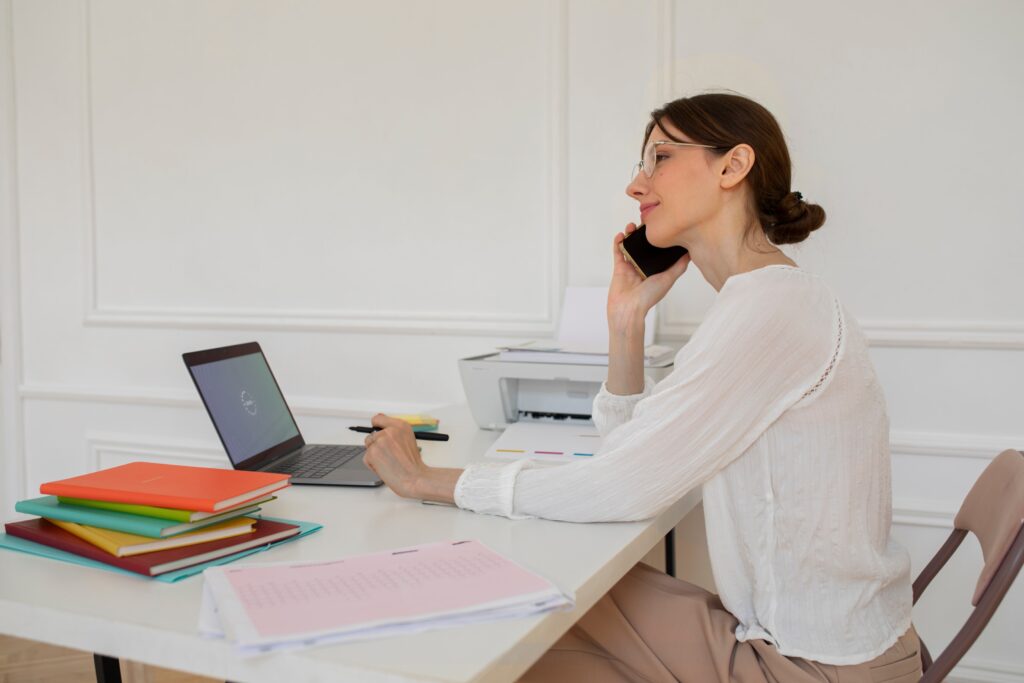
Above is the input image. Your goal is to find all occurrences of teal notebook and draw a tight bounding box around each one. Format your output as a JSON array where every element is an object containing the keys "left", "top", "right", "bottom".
[
  {"left": 0, "top": 516, "right": 322, "bottom": 583},
  {"left": 14, "top": 496, "right": 259, "bottom": 538}
]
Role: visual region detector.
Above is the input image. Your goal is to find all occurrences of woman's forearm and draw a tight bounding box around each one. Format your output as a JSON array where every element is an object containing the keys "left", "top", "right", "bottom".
[
  {"left": 605, "top": 306, "right": 647, "bottom": 395},
  {"left": 414, "top": 467, "right": 463, "bottom": 504}
]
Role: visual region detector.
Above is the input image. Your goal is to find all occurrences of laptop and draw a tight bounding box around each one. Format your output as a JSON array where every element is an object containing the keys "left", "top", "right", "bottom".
[{"left": 183, "top": 342, "right": 383, "bottom": 487}]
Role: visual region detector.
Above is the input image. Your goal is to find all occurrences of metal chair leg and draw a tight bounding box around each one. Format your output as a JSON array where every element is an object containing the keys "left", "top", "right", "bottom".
[
  {"left": 665, "top": 527, "right": 676, "bottom": 577},
  {"left": 93, "top": 654, "right": 122, "bottom": 683}
]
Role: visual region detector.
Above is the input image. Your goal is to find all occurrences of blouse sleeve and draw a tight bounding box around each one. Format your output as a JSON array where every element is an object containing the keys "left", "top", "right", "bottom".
[
  {"left": 454, "top": 268, "right": 839, "bottom": 521},
  {"left": 591, "top": 377, "right": 653, "bottom": 438}
]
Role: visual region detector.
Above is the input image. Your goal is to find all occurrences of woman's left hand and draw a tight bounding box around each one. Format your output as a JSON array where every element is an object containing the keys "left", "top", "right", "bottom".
[{"left": 361, "top": 414, "right": 427, "bottom": 499}]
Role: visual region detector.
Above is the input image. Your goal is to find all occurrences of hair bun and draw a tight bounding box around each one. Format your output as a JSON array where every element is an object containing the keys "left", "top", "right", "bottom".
[{"left": 765, "top": 191, "right": 826, "bottom": 245}]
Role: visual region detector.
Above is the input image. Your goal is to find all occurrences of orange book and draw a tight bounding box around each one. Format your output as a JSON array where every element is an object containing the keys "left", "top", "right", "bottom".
[{"left": 40, "top": 462, "right": 290, "bottom": 513}]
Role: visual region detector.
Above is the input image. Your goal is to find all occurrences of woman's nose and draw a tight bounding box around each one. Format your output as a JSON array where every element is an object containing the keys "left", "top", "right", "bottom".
[{"left": 625, "top": 171, "right": 648, "bottom": 200}]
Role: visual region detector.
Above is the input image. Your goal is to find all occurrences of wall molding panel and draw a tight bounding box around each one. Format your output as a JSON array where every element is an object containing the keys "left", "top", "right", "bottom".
[
  {"left": 0, "top": 0, "right": 26, "bottom": 512},
  {"left": 87, "top": 434, "right": 225, "bottom": 471},
  {"left": 890, "top": 431, "right": 1022, "bottom": 461},
  {"left": 655, "top": 0, "right": 675, "bottom": 103},
  {"left": 83, "top": 307, "right": 563, "bottom": 337},
  {"left": 80, "top": 0, "right": 570, "bottom": 338},
  {"left": 892, "top": 497, "right": 957, "bottom": 529}
]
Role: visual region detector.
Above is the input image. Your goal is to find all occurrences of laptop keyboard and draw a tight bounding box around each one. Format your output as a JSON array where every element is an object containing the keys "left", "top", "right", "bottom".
[{"left": 275, "top": 444, "right": 364, "bottom": 479}]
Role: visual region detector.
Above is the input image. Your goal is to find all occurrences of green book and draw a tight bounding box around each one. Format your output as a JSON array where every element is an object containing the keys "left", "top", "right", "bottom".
[
  {"left": 14, "top": 496, "right": 262, "bottom": 538},
  {"left": 56, "top": 494, "right": 277, "bottom": 523}
]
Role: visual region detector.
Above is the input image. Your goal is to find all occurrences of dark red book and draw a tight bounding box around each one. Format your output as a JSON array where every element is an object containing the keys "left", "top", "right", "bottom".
[{"left": 4, "top": 517, "right": 299, "bottom": 576}]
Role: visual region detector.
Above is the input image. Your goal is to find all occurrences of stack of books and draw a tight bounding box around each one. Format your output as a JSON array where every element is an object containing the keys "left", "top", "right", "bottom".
[{"left": 4, "top": 462, "right": 300, "bottom": 578}]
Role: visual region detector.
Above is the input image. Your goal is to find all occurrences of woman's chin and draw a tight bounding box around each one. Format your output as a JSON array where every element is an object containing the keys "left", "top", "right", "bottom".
[{"left": 645, "top": 226, "right": 674, "bottom": 249}]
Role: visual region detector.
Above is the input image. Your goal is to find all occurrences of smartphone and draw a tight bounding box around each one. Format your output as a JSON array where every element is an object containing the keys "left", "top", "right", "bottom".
[{"left": 618, "top": 225, "right": 687, "bottom": 279}]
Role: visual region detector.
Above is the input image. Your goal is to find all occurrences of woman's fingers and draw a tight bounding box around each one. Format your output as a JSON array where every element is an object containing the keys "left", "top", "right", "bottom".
[
  {"left": 370, "top": 413, "right": 413, "bottom": 435},
  {"left": 612, "top": 235, "right": 625, "bottom": 265},
  {"left": 361, "top": 417, "right": 425, "bottom": 499},
  {"left": 370, "top": 413, "right": 395, "bottom": 429},
  {"left": 612, "top": 223, "right": 637, "bottom": 261}
]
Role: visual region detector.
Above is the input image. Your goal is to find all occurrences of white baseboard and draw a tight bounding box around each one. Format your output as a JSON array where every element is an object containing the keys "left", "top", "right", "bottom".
[{"left": 949, "top": 656, "right": 1024, "bottom": 683}]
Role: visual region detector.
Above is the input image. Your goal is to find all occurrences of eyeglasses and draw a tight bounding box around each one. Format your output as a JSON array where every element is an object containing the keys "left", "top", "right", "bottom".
[{"left": 632, "top": 140, "right": 728, "bottom": 179}]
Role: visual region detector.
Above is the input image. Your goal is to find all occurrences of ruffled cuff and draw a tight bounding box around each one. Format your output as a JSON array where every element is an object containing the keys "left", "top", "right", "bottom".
[
  {"left": 454, "top": 460, "right": 534, "bottom": 519},
  {"left": 591, "top": 377, "right": 653, "bottom": 436}
]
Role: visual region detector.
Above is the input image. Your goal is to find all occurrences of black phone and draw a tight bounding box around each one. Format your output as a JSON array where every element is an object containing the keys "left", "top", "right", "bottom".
[{"left": 618, "top": 225, "right": 687, "bottom": 279}]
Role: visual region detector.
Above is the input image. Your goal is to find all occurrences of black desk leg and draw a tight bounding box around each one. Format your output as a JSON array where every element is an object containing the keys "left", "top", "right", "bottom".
[
  {"left": 664, "top": 528, "right": 676, "bottom": 577},
  {"left": 93, "top": 654, "right": 122, "bottom": 683}
]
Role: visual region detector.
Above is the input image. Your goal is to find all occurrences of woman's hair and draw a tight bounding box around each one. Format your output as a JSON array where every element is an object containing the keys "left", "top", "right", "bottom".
[{"left": 645, "top": 93, "right": 826, "bottom": 245}]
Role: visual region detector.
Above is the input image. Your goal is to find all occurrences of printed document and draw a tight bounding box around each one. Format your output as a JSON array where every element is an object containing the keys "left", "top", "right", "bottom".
[{"left": 199, "top": 539, "right": 572, "bottom": 653}]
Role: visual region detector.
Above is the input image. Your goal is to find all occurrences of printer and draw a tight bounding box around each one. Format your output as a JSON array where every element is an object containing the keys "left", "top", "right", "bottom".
[{"left": 458, "top": 349, "right": 676, "bottom": 431}]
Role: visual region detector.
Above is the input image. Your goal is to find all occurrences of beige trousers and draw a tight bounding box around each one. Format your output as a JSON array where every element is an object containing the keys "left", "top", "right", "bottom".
[{"left": 520, "top": 563, "right": 922, "bottom": 683}]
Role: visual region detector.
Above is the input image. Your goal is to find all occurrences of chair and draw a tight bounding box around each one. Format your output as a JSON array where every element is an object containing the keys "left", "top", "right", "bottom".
[{"left": 911, "top": 449, "right": 1024, "bottom": 682}]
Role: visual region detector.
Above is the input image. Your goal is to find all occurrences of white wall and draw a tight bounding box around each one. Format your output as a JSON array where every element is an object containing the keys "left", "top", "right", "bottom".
[{"left": 1, "top": 1, "right": 1022, "bottom": 679}]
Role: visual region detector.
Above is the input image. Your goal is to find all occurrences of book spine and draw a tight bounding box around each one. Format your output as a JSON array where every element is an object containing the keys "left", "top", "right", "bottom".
[
  {"left": 15, "top": 499, "right": 168, "bottom": 538},
  {"left": 39, "top": 482, "right": 288, "bottom": 513},
  {"left": 47, "top": 519, "right": 121, "bottom": 556},
  {"left": 57, "top": 497, "right": 190, "bottom": 522},
  {"left": 3, "top": 522, "right": 151, "bottom": 576},
  {"left": 39, "top": 483, "right": 221, "bottom": 513}
]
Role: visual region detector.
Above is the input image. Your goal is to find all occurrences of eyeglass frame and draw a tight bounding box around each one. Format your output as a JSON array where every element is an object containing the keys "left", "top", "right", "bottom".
[{"left": 633, "top": 140, "right": 731, "bottom": 179}]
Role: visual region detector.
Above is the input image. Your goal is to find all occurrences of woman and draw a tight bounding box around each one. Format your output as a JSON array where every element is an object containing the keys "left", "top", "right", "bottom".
[{"left": 361, "top": 93, "right": 920, "bottom": 683}]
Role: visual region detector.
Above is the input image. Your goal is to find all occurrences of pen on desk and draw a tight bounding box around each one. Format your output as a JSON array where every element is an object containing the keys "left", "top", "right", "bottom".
[{"left": 349, "top": 426, "right": 450, "bottom": 442}]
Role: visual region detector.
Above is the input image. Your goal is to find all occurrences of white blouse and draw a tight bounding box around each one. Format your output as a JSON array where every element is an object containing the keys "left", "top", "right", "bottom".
[{"left": 454, "top": 265, "right": 913, "bottom": 664}]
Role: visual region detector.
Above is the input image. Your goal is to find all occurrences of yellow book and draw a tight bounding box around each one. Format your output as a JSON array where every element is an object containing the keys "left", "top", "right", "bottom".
[{"left": 46, "top": 516, "right": 256, "bottom": 557}]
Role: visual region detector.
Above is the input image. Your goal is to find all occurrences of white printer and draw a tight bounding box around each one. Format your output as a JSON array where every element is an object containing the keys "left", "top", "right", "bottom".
[
  {"left": 458, "top": 349, "right": 676, "bottom": 430},
  {"left": 461, "top": 287, "right": 679, "bottom": 430}
]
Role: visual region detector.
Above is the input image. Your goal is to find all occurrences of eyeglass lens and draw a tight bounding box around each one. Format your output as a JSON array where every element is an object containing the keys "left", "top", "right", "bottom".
[
  {"left": 644, "top": 141, "right": 657, "bottom": 177},
  {"left": 630, "top": 141, "right": 656, "bottom": 180}
]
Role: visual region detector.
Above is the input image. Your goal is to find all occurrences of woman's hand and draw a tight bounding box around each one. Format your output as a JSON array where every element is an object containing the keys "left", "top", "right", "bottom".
[
  {"left": 608, "top": 223, "right": 690, "bottom": 332},
  {"left": 361, "top": 414, "right": 428, "bottom": 499},
  {"left": 361, "top": 414, "right": 462, "bottom": 504}
]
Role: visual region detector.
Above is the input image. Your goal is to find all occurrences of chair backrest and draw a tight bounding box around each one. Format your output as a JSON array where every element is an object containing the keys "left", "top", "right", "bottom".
[{"left": 912, "top": 449, "right": 1024, "bottom": 683}]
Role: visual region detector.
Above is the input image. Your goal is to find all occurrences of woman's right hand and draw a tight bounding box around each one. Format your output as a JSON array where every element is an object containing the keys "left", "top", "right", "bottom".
[{"left": 608, "top": 223, "right": 690, "bottom": 332}]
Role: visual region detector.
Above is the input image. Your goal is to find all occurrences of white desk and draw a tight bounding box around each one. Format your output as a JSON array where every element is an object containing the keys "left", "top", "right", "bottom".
[{"left": 0, "top": 404, "right": 702, "bottom": 683}]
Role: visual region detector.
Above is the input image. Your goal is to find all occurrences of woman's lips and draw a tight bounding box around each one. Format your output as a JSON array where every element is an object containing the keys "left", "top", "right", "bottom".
[{"left": 639, "top": 203, "right": 659, "bottom": 219}]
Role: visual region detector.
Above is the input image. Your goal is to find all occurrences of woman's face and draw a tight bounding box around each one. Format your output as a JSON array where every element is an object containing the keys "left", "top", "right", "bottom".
[{"left": 625, "top": 122, "right": 725, "bottom": 248}]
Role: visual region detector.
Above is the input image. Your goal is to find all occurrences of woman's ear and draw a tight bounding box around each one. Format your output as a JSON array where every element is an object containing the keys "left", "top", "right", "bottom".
[{"left": 719, "top": 144, "right": 755, "bottom": 190}]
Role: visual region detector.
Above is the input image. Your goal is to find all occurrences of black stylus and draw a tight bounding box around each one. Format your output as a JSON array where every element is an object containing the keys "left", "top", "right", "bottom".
[{"left": 349, "top": 426, "right": 450, "bottom": 442}]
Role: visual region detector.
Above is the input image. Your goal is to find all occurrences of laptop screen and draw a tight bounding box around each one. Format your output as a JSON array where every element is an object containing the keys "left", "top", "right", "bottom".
[{"left": 188, "top": 351, "right": 300, "bottom": 466}]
